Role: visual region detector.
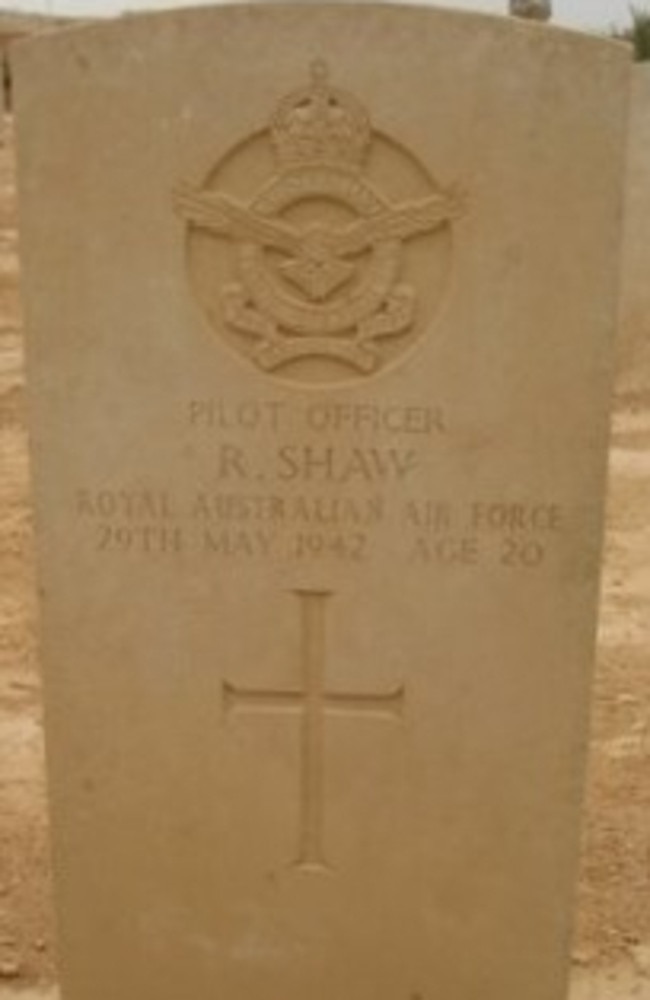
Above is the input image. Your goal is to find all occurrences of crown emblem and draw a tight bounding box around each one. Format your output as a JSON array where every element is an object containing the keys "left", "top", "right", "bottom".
[
  {"left": 176, "top": 63, "right": 464, "bottom": 383},
  {"left": 270, "top": 60, "right": 371, "bottom": 170}
]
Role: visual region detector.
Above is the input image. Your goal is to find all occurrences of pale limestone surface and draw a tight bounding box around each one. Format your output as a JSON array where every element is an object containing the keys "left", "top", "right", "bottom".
[{"left": 13, "top": 8, "right": 629, "bottom": 1000}]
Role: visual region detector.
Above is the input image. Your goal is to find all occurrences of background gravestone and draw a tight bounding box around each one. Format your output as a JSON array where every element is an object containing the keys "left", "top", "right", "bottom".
[
  {"left": 510, "top": 0, "right": 552, "bottom": 22},
  {"left": 14, "top": 8, "right": 629, "bottom": 1000}
]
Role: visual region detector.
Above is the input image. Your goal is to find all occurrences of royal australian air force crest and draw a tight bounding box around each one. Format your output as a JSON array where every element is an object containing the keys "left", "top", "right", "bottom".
[{"left": 176, "top": 62, "right": 463, "bottom": 385}]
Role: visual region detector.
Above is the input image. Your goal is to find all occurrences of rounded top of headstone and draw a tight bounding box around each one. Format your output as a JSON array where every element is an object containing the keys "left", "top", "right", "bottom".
[{"left": 509, "top": 0, "right": 552, "bottom": 22}]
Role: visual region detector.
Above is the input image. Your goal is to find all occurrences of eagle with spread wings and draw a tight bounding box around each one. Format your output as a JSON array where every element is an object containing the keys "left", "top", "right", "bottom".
[{"left": 175, "top": 182, "right": 464, "bottom": 302}]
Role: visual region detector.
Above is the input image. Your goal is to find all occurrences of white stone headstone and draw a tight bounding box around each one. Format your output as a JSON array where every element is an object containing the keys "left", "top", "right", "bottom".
[{"left": 14, "top": 8, "right": 628, "bottom": 1000}]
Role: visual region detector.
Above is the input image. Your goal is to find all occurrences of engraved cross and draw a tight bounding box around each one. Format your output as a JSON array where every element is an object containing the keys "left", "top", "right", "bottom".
[{"left": 222, "top": 590, "right": 405, "bottom": 872}]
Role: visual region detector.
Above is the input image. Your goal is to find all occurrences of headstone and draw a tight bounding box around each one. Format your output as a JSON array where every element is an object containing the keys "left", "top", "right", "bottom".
[
  {"left": 510, "top": 0, "right": 552, "bottom": 21},
  {"left": 14, "top": 9, "right": 629, "bottom": 1000}
]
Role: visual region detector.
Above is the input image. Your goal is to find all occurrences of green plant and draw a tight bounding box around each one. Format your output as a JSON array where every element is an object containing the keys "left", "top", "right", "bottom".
[{"left": 612, "top": 5, "right": 650, "bottom": 61}]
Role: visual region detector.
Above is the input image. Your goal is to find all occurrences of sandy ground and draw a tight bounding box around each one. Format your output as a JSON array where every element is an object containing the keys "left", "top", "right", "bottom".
[{"left": 0, "top": 118, "right": 648, "bottom": 995}]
